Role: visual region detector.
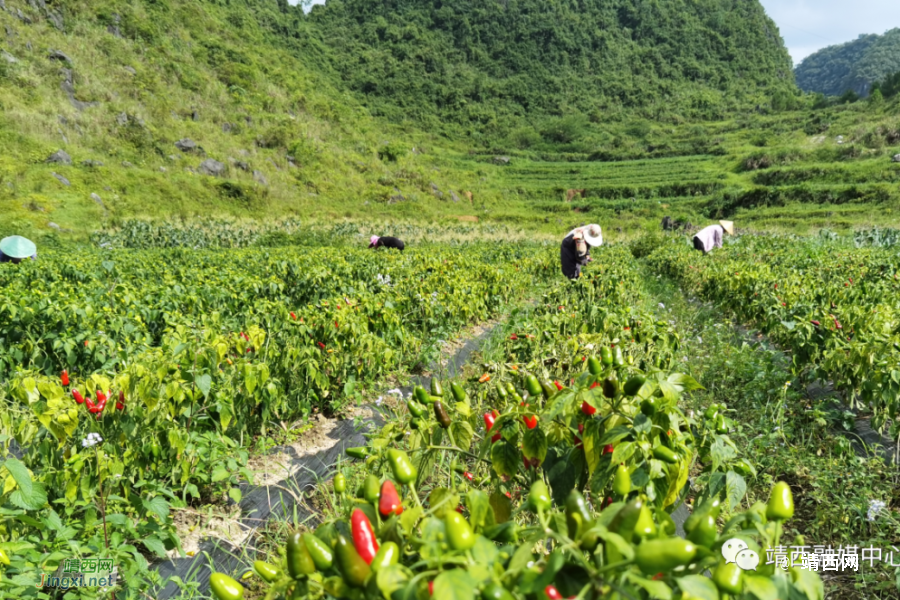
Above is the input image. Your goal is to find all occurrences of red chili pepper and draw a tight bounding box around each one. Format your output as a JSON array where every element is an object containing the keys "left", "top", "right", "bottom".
[
  {"left": 72, "top": 390, "right": 85, "bottom": 404},
  {"left": 116, "top": 390, "right": 125, "bottom": 410},
  {"left": 523, "top": 454, "right": 531, "bottom": 469},
  {"left": 350, "top": 509, "right": 379, "bottom": 565},
  {"left": 523, "top": 415, "right": 538, "bottom": 429},
  {"left": 84, "top": 340, "right": 89, "bottom": 347},
  {"left": 544, "top": 585, "right": 563, "bottom": 600},
  {"left": 554, "top": 381, "right": 563, "bottom": 391},
  {"left": 651, "top": 573, "right": 665, "bottom": 581},
  {"left": 428, "top": 581, "right": 434, "bottom": 596},
  {"left": 378, "top": 481, "right": 403, "bottom": 517},
  {"left": 603, "top": 444, "right": 615, "bottom": 455},
  {"left": 510, "top": 334, "right": 518, "bottom": 340},
  {"left": 582, "top": 401, "right": 598, "bottom": 417},
  {"left": 290, "top": 312, "right": 297, "bottom": 320},
  {"left": 456, "top": 505, "right": 464, "bottom": 513},
  {"left": 86, "top": 396, "right": 97, "bottom": 412},
  {"left": 464, "top": 471, "right": 474, "bottom": 482},
  {"left": 335, "top": 321, "right": 339, "bottom": 328},
  {"left": 505, "top": 492, "right": 511, "bottom": 498},
  {"left": 317, "top": 342, "right": 326, "bottom": 350},
  {"left": 590, "top": 381, "right": 599, "bottom": 390},
  {"left": 61, "top": 370, "right": 69, "bottom": 386},
  {"left": 811, "top": 320, "right": 821, "bottom": 326},
  {"left": 484, "top": 412, "right": 497, "bottom": 431}
]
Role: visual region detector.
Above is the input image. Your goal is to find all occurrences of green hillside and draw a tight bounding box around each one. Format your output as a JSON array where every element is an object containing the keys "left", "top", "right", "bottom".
[
  {"left": 0, "top": 0, "right": 898, "bottom": 246},
  {"left": 310, "top": 0, "right": 795, "bottom": 131},
  {"left": 795, "top": 28, "right": 900, "bottom": 97}
]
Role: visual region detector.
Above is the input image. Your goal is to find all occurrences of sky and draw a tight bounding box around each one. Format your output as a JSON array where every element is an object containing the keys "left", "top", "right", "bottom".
[{"left": 293, "top": 0, "right": 900, "bottom": 67}]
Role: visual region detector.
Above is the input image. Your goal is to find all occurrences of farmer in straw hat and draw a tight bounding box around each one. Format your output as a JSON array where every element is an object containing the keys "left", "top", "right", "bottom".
[
  {"left": 692, "top": 220, "right": 734, "bottom": 255},
  {"left": 368, "top": 235, "right": 405, "bottom": 252},
  {"left": 561, "top": 224, "right": 603, "bottom": 280},
  {"left": 0, "top": 235, "right": 37, "bottom": 264}
]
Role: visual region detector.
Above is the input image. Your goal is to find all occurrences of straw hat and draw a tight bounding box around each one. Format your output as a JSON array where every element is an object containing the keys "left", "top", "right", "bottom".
[
  {"left": 0, "top": 235, "right": 36, "bottom": 259},
  {"left": 719, "top": 220, "right": 735, "bottom": 235},
  {"left": 567, "top": 224, "right": 603, "bottom": 247},
  {"left": 370, "top": 235, "right": 380, "bottom": 246}
]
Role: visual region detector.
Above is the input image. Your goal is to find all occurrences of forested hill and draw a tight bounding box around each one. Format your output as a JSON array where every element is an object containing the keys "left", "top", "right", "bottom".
[
  {"left": 795, "top": 29, "right": 900, "bottom": 97},
  {"left": 308, "top": 0, "right": 794, "bottom": 130}
]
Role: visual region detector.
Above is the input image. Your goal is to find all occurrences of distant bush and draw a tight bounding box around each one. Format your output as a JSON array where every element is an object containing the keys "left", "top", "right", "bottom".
[
  {"left": 540, "top": 116, "right": 587, "bottom": 144},
  {"left": 378, "top": 141, "right": 407, "bottom": 162}
]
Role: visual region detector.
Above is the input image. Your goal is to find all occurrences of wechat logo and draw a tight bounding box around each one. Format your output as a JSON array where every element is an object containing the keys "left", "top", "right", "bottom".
[{"left": 722, "top": 538, "right": 760, "bottom": 571}]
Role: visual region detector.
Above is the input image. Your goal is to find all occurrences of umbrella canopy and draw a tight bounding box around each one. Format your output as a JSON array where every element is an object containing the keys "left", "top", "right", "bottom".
[{"left": 0, "top": 235, "right": 37, "bottom": 259}]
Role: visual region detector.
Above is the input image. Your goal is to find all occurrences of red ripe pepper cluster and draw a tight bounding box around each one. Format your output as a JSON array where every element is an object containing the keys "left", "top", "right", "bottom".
[
  {"left": 378, "top": 481, "right": 403, "bottom": 517},
  {"left": 86, "top": 390, "right": 108, "bottom": 414},
  {"left": 484, "top": 410, "right": 501, "bottom": 443}
]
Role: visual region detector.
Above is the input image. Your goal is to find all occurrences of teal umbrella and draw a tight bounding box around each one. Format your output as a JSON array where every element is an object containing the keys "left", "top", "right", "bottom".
[{"left": 0, "top": 236, "right": 37, "bottom": 259}]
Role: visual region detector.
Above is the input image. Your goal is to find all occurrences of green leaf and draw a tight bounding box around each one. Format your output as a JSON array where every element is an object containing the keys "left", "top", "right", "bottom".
[
  {"left": 211, "top": 466, "right": 230, "bottom": 483},
  {"left": 675, "top": 575, "right": 719, "bottom": 600},
  {"left": 743, "top": 575, "right": 779, "bottom": 600},
  {"left": 428, "top": 488, "right": 460, "bottom": 517},
  {"left": 523, "top": 427, "right": 548, "bottom": 463},
  {"left": 596, "top": 530, "right": 634, "bottom": 560},
  {"left": 142, "top": 535, "right": 168, "bottom": 558},
  {"left": 666, "top": 373, "right": 704, "bottom": 391},
  {"left": 633, "top": 413, "right": 651, "bottom": 434},
  {"left": 195, "top": 374, "right": 212, "bottom": 397},
  {"left": 143, "top": 496, "right": 171, "bottom": 521},
  {"left": 10, "top": 482, "right": 47, "bottom": 511},
  {"left": 611, "top": 441, "right": 635, "bottom": 465},
  {"left": 491, "top": 441, "right": 519, "bottom": 478},
  {"left": 583, "top": 419, "right": 602, "bottom": 475},
  {"left": 399, "top": 505, "right": 423, "bottom": 533},
  {"left": 228, "top": 488, "right": 242, "bottom": 504},
  {"left": 466, "top": 489, "right": 493, "bottom": 530},
  {"left": 599, "top": 425, "right": 631, "bottom": 446},
  {"left": 725, "top": 470, "right": 747, "bottom": 511},
  {"left": 376, "top": 564, "right": 411, "bottom": 598},
  {"left": 791, "top": 567, "right": 825, "bottom": 600},
  {"left": 470, "top": 535, "right": 499, "bottom": 565},
  {"left": 627, "top": 573, "right": 673, "bottom": 600},
  {"left": 3, "top": 457, "right": 33, "bottom": 496},
  {"left": 450, "top": 421, "right": 474, "bottom": 451},
  {"left": 489, "top": 491, "right": 512, "bottom": 524},
  {"left": 508, "top": 542, "right": 534, "bottom": 573}
]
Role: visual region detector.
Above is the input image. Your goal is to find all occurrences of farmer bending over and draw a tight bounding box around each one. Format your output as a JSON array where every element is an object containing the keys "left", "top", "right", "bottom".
[
  {"left": 0, "top": 236, "right": 37, "bottom": 264},
  {"left": 369, "top": 235, "right": 405, "bottom": 252},
  {"left": 692, "top": 220, "right": 734, "bottom": 255},
  {"left": 560, "top": 224, "right": 602, "bottom": 280}
]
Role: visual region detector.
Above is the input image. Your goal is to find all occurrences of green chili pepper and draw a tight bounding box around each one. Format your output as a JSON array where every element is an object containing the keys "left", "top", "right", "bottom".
[
  {"left": 608, "top": 499, "right": 643, "bottom": 539},
  {"left": 410, "top": 418, "right": 423, "bottom": 430},
  {"left": 253, "top": 561, "right": 280, "bottom": 583},
  {"left": 623, "top": 375, "right": 646, "bottom": 396},
  {"left": 587, "top": 356, "right": 604, "bottom": 375},
  {"left": 600, "top": 347, "right": 613, "bottom": 366},
  {"left": 704, "top": 406, "right": 719, "bottom": 420},
  {"left": 525, "top": 375, "right": 542, "bottom": 397},
  {"left": 712, "top": 560, "right": 743, "bottom": 594},
  {"left": 345, "top": 447, "right": 370, "bottom": 460},
  {"left": 333, "top": 473, "right": 346, "bottom": 494},
  {"left": 766, "top": 481, "right": 794, "bottom": 521},
  {"left": 684, "top": 497, "right": 721, "bottom": 533},
  {"left": 445, "top": 510, "right": 476, "bottom": 551},
  {"left": 652, "top": 445, "right": 679, "bottom": 464},
  {"left": 655, "top": 507, "right": 677, "bottom": 537},
  {"left": 565, "top": 490, "right": 593, "bottom": 540},
  {"left": 528, "top": 480, "right": 551, "bottom": 513},
  {"left": 407, "top": 400, "right": 427, "bottom": 418},
  {"left": 632, "top": 504, "right": 657, "bottom": 541},
  {"left": 451, "top": 383, "right": 467, "bottom": 403},
  {"left": 687, "top": 514, "right": 717, "bottom": 548},
  {"left": 640, "top": 398, "right": 657, "bottom": 417},
  {"left": 315, "top": 522, "right": 337, "bottom": 548},
  {"left": 210, "top": 573, "right": 244, "bottom": 600},
  {"left": 430, "top": 378, "right": 443, "bottom": 397},
  {"left": 334, "top": 533, "right": 371, "bottom": 588},
  {"left": 286, "top": 531, "right": 316, "bottom": 577},
  {"left": 303, "top": 533, "right": 334, "bottom": 570},
  {"left": 635, "top": 538, "right": 697, "bottom": 575},
  {"left": 362, "top": 474, "right": 381, "bottom": 506},
  {"left": 387, "top": 448, "right": 417, "bottom": 485},
  {"left": 370, "top": 541, "right": 400, "bottom": 573},
  {"left": 715, "top": 415, "right": 729, "bottom": 434},
  {"left": 613, "top": 347, "right": 625, "bottom": 367},
  {"left": 414, "top": 385, "right": 429, "bottom": 404},
  {"left": 612, "top": 464, "right": 631, "bottom": 497},
  {"left": 602, "top": 373, "right": 619, "bottom": 399},
  {"left": 496, "top": 382, "right": 508, "bottom": 399},
  {"left": 433, "top": 401, "right": 451, "bottom": 428}
]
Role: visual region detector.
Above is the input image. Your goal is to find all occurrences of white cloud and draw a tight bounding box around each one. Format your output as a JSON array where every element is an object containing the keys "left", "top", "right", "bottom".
[{"left": 758, "top": 0, "right": 900, "bottom": 65}]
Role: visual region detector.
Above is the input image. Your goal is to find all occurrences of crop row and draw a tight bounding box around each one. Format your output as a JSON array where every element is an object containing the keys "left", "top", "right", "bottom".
[
  {"left": 0, "top": 244, "right": 554, "bottom": 598},
  {"left": 646, "top": 235, "right": 900, "bottom": 429},
  {"left": 231, "top": 246, "right": 823, "bottom": 600}
]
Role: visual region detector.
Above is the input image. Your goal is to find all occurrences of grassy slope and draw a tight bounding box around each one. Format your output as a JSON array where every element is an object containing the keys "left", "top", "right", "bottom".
[{"left": 0, "top": 0, "right": 898, "bottom": 244}]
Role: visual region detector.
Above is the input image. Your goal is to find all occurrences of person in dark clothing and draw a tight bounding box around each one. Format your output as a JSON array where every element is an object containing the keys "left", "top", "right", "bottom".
[
  {"left": 369, "top": 235, "right": 405, "bottom": 252},
  {"left": 560, "top": 224, "right": 602, "bottom": 280}
]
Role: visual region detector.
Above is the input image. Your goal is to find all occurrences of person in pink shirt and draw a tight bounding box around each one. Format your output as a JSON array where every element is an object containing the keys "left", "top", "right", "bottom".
[{"left": 692, "top": 221, "right": 734, "bottom": 254}]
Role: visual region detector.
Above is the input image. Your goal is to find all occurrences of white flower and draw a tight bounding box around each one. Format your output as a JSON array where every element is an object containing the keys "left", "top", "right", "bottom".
[
  {"left": 867, "top": 499, "right": 886, "bottom": 522},
  {"left": 81, "top": 433, "right": 103, "bottom": 448},
  {"left": 386, "top": 389, "right": 403, "bottom": 396},
  {"left": 375, "top": 396, "right": 383, "bottom": 406},
  {"left": 585, "top": 344, "right": 595, "bottom": 350},
  {"left": 697, "top": 337, "right": 703, "bottom": 344},
  {"left": 658, "top": 303, "right": 665, "bottom": 309}
]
